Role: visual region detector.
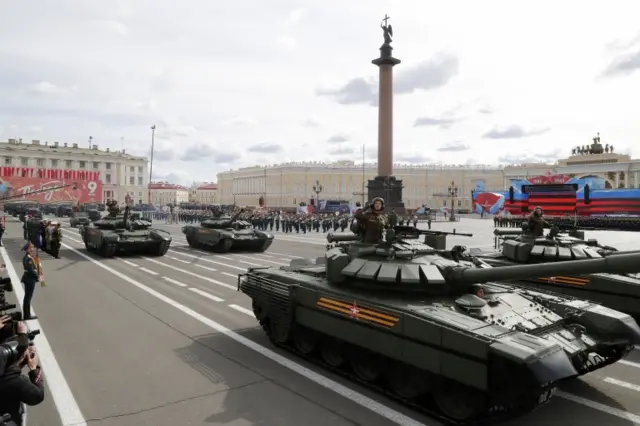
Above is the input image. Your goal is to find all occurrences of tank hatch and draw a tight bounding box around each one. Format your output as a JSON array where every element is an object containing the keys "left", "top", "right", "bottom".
[{"left": 502, "top": 239, "right": 604, "bottom": 263}]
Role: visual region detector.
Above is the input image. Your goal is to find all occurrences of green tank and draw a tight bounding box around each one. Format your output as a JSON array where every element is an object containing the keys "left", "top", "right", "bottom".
[
  {"left": 182, "top": 209, "right": 273, "bottom": 253},
  {"left": 469, "top": 226, "right": 640, "bottom": 317},
  {"left": 238, "top": 227, "right": 640, "bottom": 423},
  {"left": 79, "top": 206, "right": 171, "bottom": 257}
]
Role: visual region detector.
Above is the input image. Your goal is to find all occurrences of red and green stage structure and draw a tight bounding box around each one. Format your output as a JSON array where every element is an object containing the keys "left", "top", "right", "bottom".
[{"left": 472, "top": 174, "right": 640, "bottom": 216}]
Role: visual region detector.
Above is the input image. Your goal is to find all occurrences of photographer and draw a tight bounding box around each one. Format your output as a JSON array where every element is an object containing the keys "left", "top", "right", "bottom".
[{"left": 0, "top": 319, "right": 45, "bottom": 425}]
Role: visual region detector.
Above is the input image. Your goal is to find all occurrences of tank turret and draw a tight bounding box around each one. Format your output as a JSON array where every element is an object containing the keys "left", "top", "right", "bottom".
[
  {"left": 322, "top": 228, "right": 640, "bottom": 295},
  {"left": 200, "top": 209, "right": 246, "bottom": 229}
]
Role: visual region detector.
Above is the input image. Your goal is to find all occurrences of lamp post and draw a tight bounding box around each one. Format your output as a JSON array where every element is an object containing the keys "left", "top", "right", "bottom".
[
  {"left": 448, "top": 180, "right": 458, "bottom": 222},
  {"left": 312, "top": 180, "right": 323, "bottom": 213},
  {"left": 148, "top": 125, "right": 156, "bottom": 206}
]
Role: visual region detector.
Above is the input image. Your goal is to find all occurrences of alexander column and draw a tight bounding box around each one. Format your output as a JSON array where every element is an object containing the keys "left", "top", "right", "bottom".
[{"left": 368, "top": 15, "right": 405, "bottom": 212}]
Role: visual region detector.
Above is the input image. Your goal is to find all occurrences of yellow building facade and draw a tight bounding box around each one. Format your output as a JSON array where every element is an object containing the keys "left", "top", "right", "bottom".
[{"left": 216, "top": 161, "right": 506, "bottom": 210}]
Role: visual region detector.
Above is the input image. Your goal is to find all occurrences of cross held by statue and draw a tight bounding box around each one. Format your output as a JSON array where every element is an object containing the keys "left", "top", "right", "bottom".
[{"left": 382, "top": 14, "right": 390, "bottom": 26}]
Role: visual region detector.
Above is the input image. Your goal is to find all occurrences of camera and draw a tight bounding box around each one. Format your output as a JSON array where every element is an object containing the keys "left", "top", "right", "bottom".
[{"left": 0, "top": 330, "right": 40, "bottom": 372}]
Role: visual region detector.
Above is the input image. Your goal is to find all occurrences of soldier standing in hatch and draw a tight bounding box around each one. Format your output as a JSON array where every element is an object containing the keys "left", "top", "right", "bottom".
[
  {"left": 50, "top": 223, "right": 62, "bottom": 259},
  {"left": 526, "top": 206, "right": 549, "bottom": 237},
  {"left": 353, "top": 197, "right": 389, "bottom": 244}
]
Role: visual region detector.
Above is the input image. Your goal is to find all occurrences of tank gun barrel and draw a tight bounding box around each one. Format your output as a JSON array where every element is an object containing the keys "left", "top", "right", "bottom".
[
  {"left": 394, "top": 225, "right": 473, "bottom": 237},
  {"left": 605, "top": 249, "right": 640, "bottom": 257},
  {"left": 448, "top": 253, "right": 640, "bottom": 285},
  {"left": 493, "top": 229, "right": 524, "bottom": 236},
  {"left": 327, "top": 233, "right": 360, "bottom": 243},
  {"left": 226, "top": 208, "right": 245, "bottom": 223}
]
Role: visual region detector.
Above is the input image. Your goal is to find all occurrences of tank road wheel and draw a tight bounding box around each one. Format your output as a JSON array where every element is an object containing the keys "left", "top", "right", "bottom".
[
  {"left": 292, "top": 325, "right": 317, "bottom": 355},
  {"left": 320, "top": 338, "right": 345, "bottom": 368},
  {"left": 433, "top": 381, "right": 484, "bottom": 422},
  {"left": 387, "top": 363, "right": 428, "bottom": 400},
  {"left": 350, "top": 348, "right": 382, "bottom": 382},
  {"left": 213, "top": 238, "right": 233, "bottom": 253},
  {"left": 267, "top": 318, "right": 291, "bottom": 345},
  {"left": 84, "top": 240, "right": 93, "bottom": 252}
]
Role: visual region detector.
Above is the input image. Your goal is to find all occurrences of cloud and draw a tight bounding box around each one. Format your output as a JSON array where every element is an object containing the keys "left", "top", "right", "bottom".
[
  {"left": 328, "top": 146, "right": 355, "bottom": 155},
  {"left": 327, "top": 134, "right": 349, "bottom": 144},
  {"left": 497, "top": 151, "right": 562, "bottom": 164},
  {"left": 155, "top": 125, "right": 197, "bottom": 140},
  {"left": 437, "top": 141, "right": 469, "bottom": 152},
  {"left": 396, "top": 153, "right": 432, "bottom": 164},
  {"left": 248, "top": 143, "right": 282, "bottom": 154},
  {"left": 286, "top": 9, "right": 305, "bottom": 25},
  {"left": 302, "top": 118, "right": 321, "bottom": 127},
  {"left": 179, "top": 143, "right": 240, "bottom": 163},
  {"left": 601, "top": 50, "right": 640, "bottom": 78},
  {"left": 316, "top": 54, "right": 459, "bottom": 106},
  {"left": 414, "top": 116, "right": 461, "bottom": 129},
  {"left": 477, "top": 106, "right": 494, "bottom": 114},
  {"left": 483, "top": 125, "right": 550, "bottom": 139}
]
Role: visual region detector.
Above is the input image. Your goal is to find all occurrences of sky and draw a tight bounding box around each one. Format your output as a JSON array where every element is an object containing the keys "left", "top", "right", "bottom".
[{"left": 1, "top": 0, "right": 639, "bottom": 185}]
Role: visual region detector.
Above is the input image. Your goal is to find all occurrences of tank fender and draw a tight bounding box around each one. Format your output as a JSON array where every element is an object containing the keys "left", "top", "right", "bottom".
[
  {"left": 547, "top": 301, "right": 640, "bottom": 345},
  {"left": 150, "top": 229, "right": 172, "bottom": 242},
  {"left": 490, "top": 332, "right": 578, "bottom": 386},
  {"left": 254, "top": 230, "right": 274, "bottom": 240},
  {"left": 102, "top": 233, "right": 120, "bottom": 243}
]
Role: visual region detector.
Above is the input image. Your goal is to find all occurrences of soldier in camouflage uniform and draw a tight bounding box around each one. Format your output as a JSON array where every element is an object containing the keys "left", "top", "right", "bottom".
[{"left": 353, "top": 197, "right": 389, "bottom": 244}]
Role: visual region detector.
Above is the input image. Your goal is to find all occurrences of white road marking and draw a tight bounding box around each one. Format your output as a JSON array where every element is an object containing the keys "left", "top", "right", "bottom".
[
  {"left": 253, "top": 253, "right": 275, "bottom": 259},
  {"left": 141, "top": 257, "right": 236, "bottom": 290},
  {"left": 169, "top": 250, "right": 246, "bottom": 271},
  {"left": 138, "top": 267, "right": 158, "bottom": 276},
  {"left": 557, "top": 390, "right": 640, "bottom": 423},
  {"left": 66, "top": 236, "right": 83, "bottom": 244},
  {"left": 603, "top": 377, "right": 640, "bottom": 392},
  {"left": 60, "top": 242, "right": 426, "bottom": 426},
  {"left": 119, "top": 259, "right": 139, "bottom": 268},
  {"left": 619, "top": 359, "right": 640, "bottom": 369},
  {"left": 189, "top": 288, "right": 224, "bottom": 302},
  {"left": 221, "top": 272, "right": 238, "bottom": 279},
  {"left": 229, "top": 304, "right": 254, "bottom": 316},
  {"left": 217, "top": 255, "right": 261, "bottom": 266},
  {"left": 267, "top": 251, "right": 297, "bottom": 258},
  {"left": 0, "top": 247, "right": 87, "bottom": 426},
  {"left": 162, "top": 277, "right": 188, "bottom": 287},
  {"left": 233, "top": 254, "right": 288, "bottom": 266},
  {"left": 166, "top": 255, "right": 191, "bottom": 264}
]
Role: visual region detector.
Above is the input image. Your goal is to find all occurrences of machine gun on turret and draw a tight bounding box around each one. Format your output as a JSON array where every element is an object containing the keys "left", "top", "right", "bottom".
[{"left": 328, "top": 225, "right": 474, "bottom": 250}]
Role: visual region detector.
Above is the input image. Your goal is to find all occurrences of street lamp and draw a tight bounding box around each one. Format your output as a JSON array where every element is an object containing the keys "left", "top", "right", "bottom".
[
  {"left": 148, "top": 125, "right": 156, "bottom": 206},
  {"left": 448, "top": 180, "right": 458, "bottom": 222},
  {"left": 312, "top": 180, "right": 323, "bottom": 212}
]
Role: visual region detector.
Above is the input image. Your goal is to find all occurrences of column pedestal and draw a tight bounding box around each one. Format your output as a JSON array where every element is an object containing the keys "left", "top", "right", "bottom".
[{"left": 367, "top": 176, "right": 405, "bottom": 213}]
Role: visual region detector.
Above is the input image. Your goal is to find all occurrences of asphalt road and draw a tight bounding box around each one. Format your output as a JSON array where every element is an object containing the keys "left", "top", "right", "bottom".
[{"left": 2, "top": 216, "right": 640, "bottom": 426}]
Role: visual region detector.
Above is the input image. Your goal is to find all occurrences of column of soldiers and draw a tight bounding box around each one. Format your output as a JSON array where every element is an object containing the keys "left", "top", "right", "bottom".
[
  {"left": 493, "top": 212, "right": 640, "bottom": 231},
  {"left": 22, "top": 217, "right": 63, "bottom": 259}
]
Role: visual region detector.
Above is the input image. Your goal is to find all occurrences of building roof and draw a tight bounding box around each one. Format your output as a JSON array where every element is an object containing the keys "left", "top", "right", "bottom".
[
  {"left": 197, "top": 183, "right": 218, "bottom": 190},
  {"left": 0, "top": 139, "right": 148, "bottom": 161},
  {"left": 149, "top": 182, "right": 187, "bottom": 190}
]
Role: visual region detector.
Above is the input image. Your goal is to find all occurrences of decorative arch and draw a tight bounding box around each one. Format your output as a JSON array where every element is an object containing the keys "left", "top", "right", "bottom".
[{"left": 576, "top": 173, "right": 614, "bottom": 189}]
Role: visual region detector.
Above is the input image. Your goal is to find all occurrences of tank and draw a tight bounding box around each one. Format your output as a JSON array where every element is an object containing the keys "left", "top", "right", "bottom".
[
  {"left": 469, "top": 226, "right": 640, "bottom": 317},
  {"left": 238, "top": 226, "right": 640, "bottom": 423},
  {"left": 182, "top": 209, "right": 273, "bottom": 253},
  {"left": 79, "top": 205, "right": 172, "bottom": 257}
]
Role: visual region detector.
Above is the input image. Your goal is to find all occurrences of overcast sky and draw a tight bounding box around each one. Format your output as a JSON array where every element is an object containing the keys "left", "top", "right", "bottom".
[{"left": 1, "top": 0, "right": 639, "bottom": 185}]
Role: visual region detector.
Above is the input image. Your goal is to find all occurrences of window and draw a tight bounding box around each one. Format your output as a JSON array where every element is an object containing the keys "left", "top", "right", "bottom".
[
  {"left": 65, "top": 160, "right": 72, "bottom": 167},
  {"left": 442, "top": 199, "right": 447, "bottom": 207},
  {"left": 36, "top": 158, "right": 45, "bottom": 166},
  {"left": 51, "top": 159, "right": 58, "bottom": 167},
  {"left": 138, "top": 166, "right": 143, "bottom": 173},
  {"left": 79, "top": 161, "right": 86, "bottom": 168},
  {"left": 21, "top": 157, "right": 28, "bottom": 165},
  {"left": 130, "top": 166, "right": 134, "bottom": 173},
  {"left": 106, "top": 162, "right": 112, "bottom": 170},
  {"left": 93, "top": 162, "right": 99, "bottom": 169},
  {"left": 129, "top": 177, "right": 134, "bottom": 185},
  {"left": 4, "top": 157, "right": 11, "bottom": 165},
  {"left": 138, "top": 177, "right": 143, "bottom": 186},
  {"left": 138, "top": 192, "right": 142, "bottom": 196},
  {"left": 106, "top": 174, "right": 111, "bottom": 184},
  {"left": 457, "top": 199, "right": 462, "bottom": 207}
]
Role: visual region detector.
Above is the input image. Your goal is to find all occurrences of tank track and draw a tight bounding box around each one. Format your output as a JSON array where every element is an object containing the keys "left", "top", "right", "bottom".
[{"left": 251, "top": 308, "right": 553, "bottom": 425}]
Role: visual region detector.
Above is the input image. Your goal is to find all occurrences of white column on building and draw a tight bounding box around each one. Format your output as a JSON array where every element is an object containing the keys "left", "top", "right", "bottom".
[
  {"left": 615, "top": 172, "right": 620, "bottom": 188},
  {"left": 624, "top": 170, "right": 629, "bottom": 188}
]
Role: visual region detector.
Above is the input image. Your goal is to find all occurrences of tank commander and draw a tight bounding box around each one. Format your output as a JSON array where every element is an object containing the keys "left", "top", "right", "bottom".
[
  {"left": 353, "top": 197, "right": 389, "bottom": 244},
  {"left": 525, "top": 206, "right": 550, "bottom": 237},
  {"left": 106, "top": 200, "right": 120, "bottom": 217}
]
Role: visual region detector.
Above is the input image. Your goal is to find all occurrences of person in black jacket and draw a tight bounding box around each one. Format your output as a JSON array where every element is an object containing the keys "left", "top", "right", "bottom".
[{"left": 0, "top": 321, "right": 45, "bottom": 425}]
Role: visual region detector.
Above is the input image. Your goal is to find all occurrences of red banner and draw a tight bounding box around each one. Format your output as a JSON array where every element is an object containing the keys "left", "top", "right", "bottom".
[
  {"left": 527, "top": 173, "right": 571, "bottom": 185},
  {"left": 0, "top": 176, "right": 102, "bottom": 204}
]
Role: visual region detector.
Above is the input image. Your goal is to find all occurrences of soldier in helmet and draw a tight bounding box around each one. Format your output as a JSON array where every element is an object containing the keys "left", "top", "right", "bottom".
[
  {"left": 525, "top": 206, "right": 549, "bottom": 237},
  {"left": 353, "top": 197, "right": 389, "bottom": 244},
  {"left": 107, "top": 199, "right": 120, "bottom": 217}
]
